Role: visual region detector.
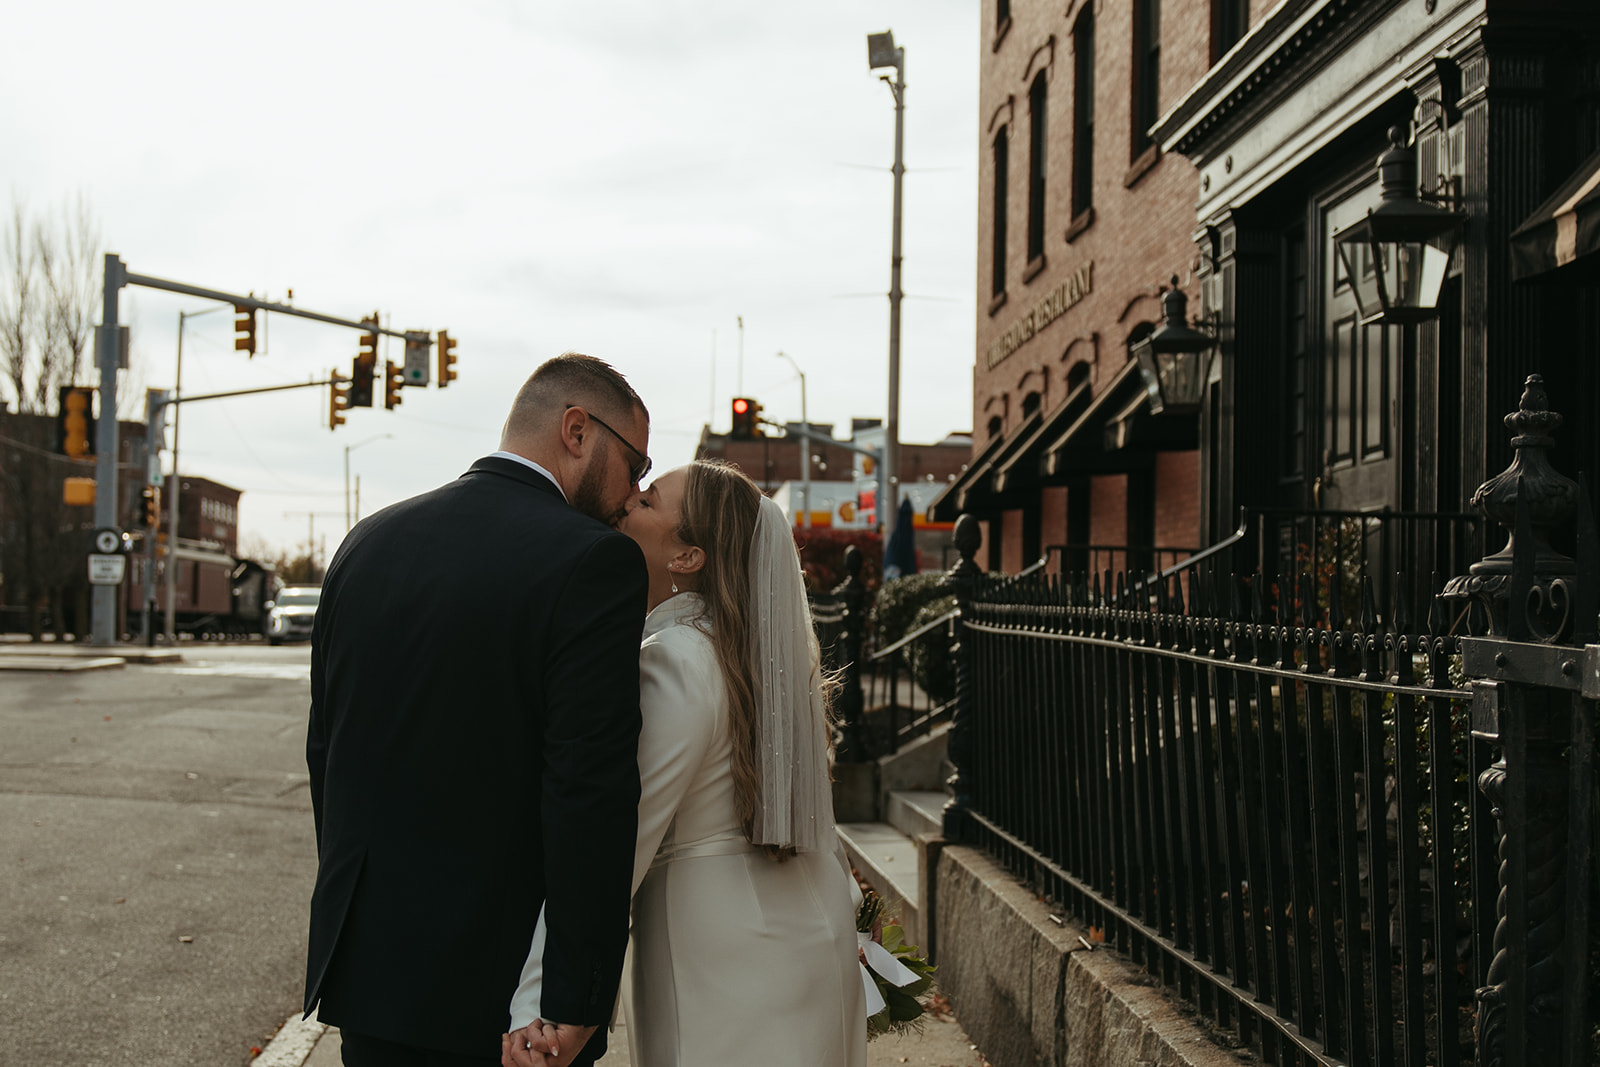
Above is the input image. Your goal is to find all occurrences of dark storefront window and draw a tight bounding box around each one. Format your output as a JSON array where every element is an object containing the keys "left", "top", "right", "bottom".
[
  {"left": 1071, "top": 8, "right": 1095, "bottom": 220},
  {"left": 1027, "top": 73, "right": 1048, "bottom": 265},
  {"left": 1132, "top": 0, "right": 1161, "bottom": 160},
  {"left": 992, "top": 128, "right": 1009, "bottom": 297}
]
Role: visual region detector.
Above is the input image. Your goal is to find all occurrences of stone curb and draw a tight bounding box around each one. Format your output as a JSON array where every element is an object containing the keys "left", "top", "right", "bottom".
[{"left": 935, "top": 844, "right": 1239, "bottom": 1067}]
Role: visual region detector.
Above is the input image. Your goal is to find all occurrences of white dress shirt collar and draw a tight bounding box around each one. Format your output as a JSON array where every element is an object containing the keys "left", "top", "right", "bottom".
[{"left": 487, "top": 450, "right": 567, "bottom": 502}]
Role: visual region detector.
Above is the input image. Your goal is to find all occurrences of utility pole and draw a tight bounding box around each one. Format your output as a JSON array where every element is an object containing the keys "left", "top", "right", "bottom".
[{"left": 867, "top": 31, "right": 907, "bottom": 551}]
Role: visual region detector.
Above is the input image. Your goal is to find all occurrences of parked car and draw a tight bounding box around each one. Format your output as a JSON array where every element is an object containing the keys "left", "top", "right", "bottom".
[{"left": 265, "top": 585, "right": 321, "bottom": 645}]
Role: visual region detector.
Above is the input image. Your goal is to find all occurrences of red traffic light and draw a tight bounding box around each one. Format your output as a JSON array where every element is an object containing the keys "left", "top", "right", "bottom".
[
  {"left": 730, "top": 396, "right": 762, "bottom": 440},
  {"left": 733, "top": 398, "right": 749, "bottom": 414}
]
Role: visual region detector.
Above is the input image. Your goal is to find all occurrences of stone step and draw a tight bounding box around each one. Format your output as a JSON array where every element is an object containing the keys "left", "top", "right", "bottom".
[
  {"left": 837, "top": 820, "right": 919, "bottom": 913},
  {"left": 887, "top": 789, "right": 946, "bottom": 839}
]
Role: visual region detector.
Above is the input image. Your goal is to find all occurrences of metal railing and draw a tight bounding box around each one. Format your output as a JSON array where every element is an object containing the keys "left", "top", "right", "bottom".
[
  {"left": 955, "top": 563, "right": 1483, "bottom": 1066},
  {"left": 939, "top": 376, "right": 1598, "bottom": 1067},
  {"left": 861, "top": 606, "right": 960, "bottom": 754}
]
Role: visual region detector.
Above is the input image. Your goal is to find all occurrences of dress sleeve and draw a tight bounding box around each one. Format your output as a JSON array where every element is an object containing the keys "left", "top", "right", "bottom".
[
  {"left": 509, "top": 625, "right": 718, "bottom": 1030},
  {"left": 629, "top": 628, "right": 720, "bottom": 890}
]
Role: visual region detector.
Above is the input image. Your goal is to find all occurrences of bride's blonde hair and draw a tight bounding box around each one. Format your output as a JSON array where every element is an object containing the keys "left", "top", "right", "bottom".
[{"left": 675, "top": 460, "right": 793, "bottom": 859}]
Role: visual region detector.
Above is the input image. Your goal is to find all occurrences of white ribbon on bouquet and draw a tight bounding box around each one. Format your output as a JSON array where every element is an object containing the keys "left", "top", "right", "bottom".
[{"left": 857, "top": 931, "right": 923, "bottom": 1017}]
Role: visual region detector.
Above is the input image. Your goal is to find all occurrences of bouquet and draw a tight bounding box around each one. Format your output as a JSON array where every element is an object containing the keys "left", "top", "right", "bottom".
[{"left": 855, "top": 890, "right": 937, "bottom": 1039}]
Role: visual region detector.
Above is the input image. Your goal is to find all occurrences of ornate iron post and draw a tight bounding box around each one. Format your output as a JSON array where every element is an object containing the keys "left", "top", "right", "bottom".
[
  {"left": 942, "top": 514, "right": 983, "bottom": 841},
  {"left": 832, "top": 544, "right": 869, "bottom": 763},
  {"left": 1443, "top": 375, "right": 1598, "bottom": 1067}
]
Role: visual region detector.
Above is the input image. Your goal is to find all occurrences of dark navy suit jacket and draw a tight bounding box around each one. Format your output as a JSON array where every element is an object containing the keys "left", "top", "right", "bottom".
[{"left": 304, "top": 456, "right": 646, "bottom": 1059}]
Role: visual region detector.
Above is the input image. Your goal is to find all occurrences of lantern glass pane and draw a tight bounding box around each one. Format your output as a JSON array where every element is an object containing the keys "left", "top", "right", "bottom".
[{"left": 1335, "top": 236, "right": 1380, "bottom": 319}]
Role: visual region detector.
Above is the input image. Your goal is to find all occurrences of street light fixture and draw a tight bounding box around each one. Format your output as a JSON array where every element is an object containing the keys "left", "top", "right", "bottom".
[
  {"left": 775, "top": 351, "right": 811, "bottom": 529},
  {"left": 344, "top": 433, "right": 394, "bottom": 534},
  {"left": 1132, "top": 277, "right": 1215, "bottom": 415},
  {"left": 867, "top": 29, "right": 906, "bottom": 545},
  {"left": 1332, "top": 126, "right": 1465, "bottom": 326}
]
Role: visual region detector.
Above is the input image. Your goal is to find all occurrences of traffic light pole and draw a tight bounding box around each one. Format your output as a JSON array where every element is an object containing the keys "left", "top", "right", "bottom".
[
  {"left": 91, "top": 252, "right": 437, "bottom": 645},
  {"left": 90, "top": 255, "right": 125, "bottom": 645},
  {"left": 766, "top": 422, "right": 887, "bottom": 530}
]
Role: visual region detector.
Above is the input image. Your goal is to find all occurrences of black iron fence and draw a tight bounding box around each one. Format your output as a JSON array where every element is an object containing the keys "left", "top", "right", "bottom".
[
  {"left": 953, "top": 562, "right": 1480, "bottom": 1066},
  {"left": 934, "top": 376, "right": 1597, "bottom": 1067}
]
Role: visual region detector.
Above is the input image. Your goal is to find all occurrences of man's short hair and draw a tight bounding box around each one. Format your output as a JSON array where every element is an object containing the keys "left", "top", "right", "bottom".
[{"left": 502, "top": 353, "right": 647, "bottom": 443}]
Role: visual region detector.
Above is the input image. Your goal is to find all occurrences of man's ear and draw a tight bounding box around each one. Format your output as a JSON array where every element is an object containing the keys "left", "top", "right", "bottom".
[
  {"left": 560, "top": 407, "right": 588, "bottom": 458},
  {"left": 671, "top": 545, "right": 706, "bottom": 576}
]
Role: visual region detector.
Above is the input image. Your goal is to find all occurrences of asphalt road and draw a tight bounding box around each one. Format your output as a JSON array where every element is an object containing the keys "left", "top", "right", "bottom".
[{"left": 1, "top": 643, "right": 319, "bottom": 1065}]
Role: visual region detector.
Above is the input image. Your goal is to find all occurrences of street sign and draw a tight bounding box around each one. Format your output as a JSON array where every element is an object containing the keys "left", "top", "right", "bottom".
[
  {"left": 404, "top": 334, "right": 431, "bottom": 386},
  {"left": 88, "top": 553, "right": 126, "bottom": 585}
]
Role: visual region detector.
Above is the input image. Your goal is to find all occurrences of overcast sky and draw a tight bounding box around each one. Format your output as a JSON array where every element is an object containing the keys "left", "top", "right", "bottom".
[{"left": 5, "top": 1, "right": 979, "bottom": 558}]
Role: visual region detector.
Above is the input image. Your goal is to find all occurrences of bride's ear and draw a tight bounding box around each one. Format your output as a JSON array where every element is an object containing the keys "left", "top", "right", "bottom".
[{"left": 669, "top": 545, "right": 706, "bottom": 577}]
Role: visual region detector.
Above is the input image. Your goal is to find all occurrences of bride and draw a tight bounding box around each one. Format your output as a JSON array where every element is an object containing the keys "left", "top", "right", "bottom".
[{"left": 504, "top": 460, "right": 867, "bottom": 1067}]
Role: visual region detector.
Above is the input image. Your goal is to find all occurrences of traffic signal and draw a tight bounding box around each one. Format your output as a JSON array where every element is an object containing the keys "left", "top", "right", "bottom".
[
  {"left": 56, "top": 386, "right": 95, "bottom": 458},
  {"left": 437, "top": 330, "right": 458, "bottom": 387},
  {"left": 329, "top": 370, "right": 351, "bottom": 429},
  {"left": 384, "top": 360, "right": 404, "bottom": 410},
  {"left": 140, "top": 485, "right": 161, "bottom": 530},
  {"left": 234, "top": 305, "right": 257, "bottom": 356},
  {"left": 730, "top": 397, "right": 763, "bottom": 440},
  {"left": 351, "top": 317, "right": 378, "bottom": 408}
]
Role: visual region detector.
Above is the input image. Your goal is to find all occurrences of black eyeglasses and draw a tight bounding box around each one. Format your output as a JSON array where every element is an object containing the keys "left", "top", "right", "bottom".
[{"left": 569, "top": 406, "right": 652, "bottom": 485}]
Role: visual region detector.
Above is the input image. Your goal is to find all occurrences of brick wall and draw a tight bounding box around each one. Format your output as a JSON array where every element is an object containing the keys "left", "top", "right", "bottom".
[
  {"left": 1039, "top": 485, "right": 1069, "bottom": 572},
  {"left": 1153, "top": 449, "right": 1201, "bottom": 551},
  {"left": 974, "top": 0, "right": 1215, "bottom": 445}
]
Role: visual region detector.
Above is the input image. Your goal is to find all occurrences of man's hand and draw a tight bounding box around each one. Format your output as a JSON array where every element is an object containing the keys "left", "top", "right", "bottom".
[{"left": 501, "top": 1020, "right": 597, "bottom": 1067}]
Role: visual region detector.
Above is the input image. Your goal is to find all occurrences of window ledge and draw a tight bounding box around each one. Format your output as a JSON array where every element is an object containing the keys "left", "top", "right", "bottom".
[
  {"left": 992, "top": 16, "right": 1012, "bottom": 53},
  {"left": 1063, "top": 207, "right": 1095, "bottom": 244},
  {"left": 1123, "top": 144, "right": 1161, "bottom": 189},
  {"left": 987, "top": 290, "right": 1009, "bottom": 317},
  {"left": 1022, "top": 254, "right": 1047, "bottom": 284}
]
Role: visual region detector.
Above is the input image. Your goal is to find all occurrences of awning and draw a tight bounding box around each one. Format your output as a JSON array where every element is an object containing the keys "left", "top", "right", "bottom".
[
  {"left": 1511, "top": 146, "right": 1600, "bottom": 281},
  {"left": 926, "top": 429, "right": 1009, "bottom": 522},
  {"left": 989, "top": 378, "right": 1095, "bottom": 495},
  {"left": 926, "top": 409, "right": 1044, "bottom": 522},
  {"left": 1043, "top": 357, "right": 1199, "bottom": 474}
]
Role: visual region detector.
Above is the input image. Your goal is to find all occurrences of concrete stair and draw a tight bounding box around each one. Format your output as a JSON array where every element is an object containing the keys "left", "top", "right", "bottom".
[{"left": 837, "top": 789, "right": 947, "bottom": 956}]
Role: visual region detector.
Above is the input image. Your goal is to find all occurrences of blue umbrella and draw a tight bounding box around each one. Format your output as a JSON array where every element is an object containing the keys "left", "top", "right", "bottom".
[{"left": 883, "top": 495, "right": 918, "bottom": 580}]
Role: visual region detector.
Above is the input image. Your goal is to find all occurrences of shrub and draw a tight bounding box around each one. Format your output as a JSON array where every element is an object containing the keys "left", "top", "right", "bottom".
[
  {"left": 905, "top": 594, "right": 959, "bottom": 705},
  {"left": 871, "top": 573, "right": 950, "bottom": 648},
  {"left": 794, "top": 529, "right": 882, "bottom": 594}
]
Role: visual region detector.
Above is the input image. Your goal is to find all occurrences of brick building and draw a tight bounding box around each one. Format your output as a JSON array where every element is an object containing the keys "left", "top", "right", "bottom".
[
  {"left": 696, "top": 419, "right": 970, "bottom": 498},
  {"left": 931, "top": 0, "right": 1242, "bottom": 575}
]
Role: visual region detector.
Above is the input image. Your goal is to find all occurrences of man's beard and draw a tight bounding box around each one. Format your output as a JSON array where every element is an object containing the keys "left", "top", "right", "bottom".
[{"left": 570, "top": 449, "right": 620, "bottom": 525}]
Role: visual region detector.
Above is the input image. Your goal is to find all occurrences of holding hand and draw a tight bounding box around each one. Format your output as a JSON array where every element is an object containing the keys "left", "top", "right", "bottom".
[{"left": 501, "top": 1020, "right": 597, "bottom": 1067}]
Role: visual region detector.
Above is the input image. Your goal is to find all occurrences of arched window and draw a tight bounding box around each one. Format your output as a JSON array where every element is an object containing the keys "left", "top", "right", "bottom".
[
  {"left": 1027, "top": 72, "right": 1048, "bottom": 265},
  {"left": 1022, "top": 391, "right": 1042, "bottom": 417},
  {"left": 988, "top": 414, "right": 1004, "bottom": 440}
]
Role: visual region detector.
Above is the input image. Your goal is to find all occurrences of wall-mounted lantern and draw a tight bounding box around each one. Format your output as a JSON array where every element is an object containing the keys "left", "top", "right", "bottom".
[
  {"left": 1332, "top": 126, "right": 1465, "bottom": 326},
  {"left": 1133, "top": 277, "right": 1214, "bottom": 415}
]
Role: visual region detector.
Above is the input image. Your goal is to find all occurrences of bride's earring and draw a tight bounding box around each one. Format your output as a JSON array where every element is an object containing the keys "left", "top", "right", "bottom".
[{"left": 669, "top": 565, "right": 678, "bottom": 595}]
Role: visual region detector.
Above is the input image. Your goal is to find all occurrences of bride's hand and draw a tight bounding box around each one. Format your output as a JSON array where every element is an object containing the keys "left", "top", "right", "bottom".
[{"left": 501, "top": 1021, "right": 557, "bottom": 1067}]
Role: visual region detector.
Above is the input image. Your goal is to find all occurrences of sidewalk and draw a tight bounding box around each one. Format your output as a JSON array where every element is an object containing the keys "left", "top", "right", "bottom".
[
  {"left": 0, "top": 640, "right": 181, "bottom": 669},
  {"left": 293, "top": 1008, "right": 989, "bottom": 1066}
]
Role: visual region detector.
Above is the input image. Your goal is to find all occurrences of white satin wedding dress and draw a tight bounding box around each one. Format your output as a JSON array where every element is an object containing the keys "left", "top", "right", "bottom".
[{"left": 511, "top": 593, "right": 867, "bottom": 1067}]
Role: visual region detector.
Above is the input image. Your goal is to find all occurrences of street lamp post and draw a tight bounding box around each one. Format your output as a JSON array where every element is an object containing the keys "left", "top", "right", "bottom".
[
  {"left": 344, "top": 433, "right": 394, "bottom": 534},
  {"left": 867, "top": 29, "right": 906, "bottom": 538},
  {"left": 164, "top": 305, "right": 226, "bottom": 644},
  {"left": 776, "top": 351, "right": 810, "bottom": 529}
]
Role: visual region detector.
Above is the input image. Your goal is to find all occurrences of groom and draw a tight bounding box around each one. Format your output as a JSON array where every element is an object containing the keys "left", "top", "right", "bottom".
[{"left": 305, "top": 353, "right": 652, "bottom": 1066}]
